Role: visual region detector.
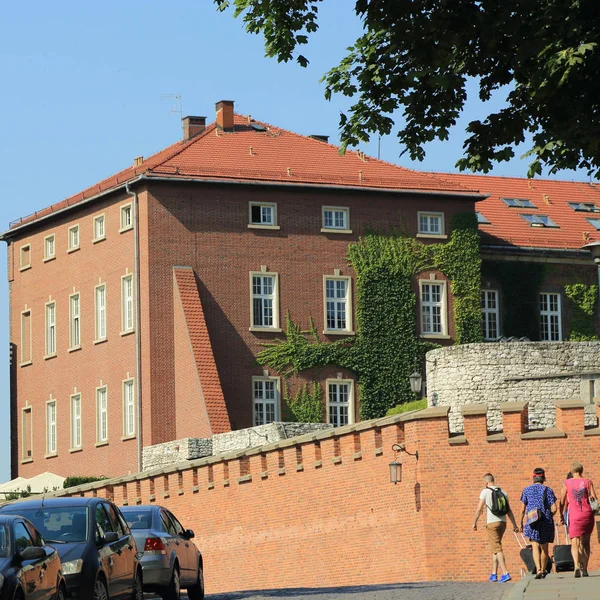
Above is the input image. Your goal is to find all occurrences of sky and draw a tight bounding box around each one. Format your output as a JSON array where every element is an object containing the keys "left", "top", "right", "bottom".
[{"left": 0, "top": 1, "right": 593, "bottom": 482}]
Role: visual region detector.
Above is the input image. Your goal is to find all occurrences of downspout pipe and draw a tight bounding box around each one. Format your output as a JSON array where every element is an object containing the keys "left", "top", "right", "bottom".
[{"left": 125, "top": 182, "right": 143, "bottom": 473}]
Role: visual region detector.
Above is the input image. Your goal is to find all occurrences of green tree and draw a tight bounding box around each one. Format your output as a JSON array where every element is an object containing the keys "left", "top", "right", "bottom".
[{"left": 215, "top": 0, "right": 600, "bottom": 177}]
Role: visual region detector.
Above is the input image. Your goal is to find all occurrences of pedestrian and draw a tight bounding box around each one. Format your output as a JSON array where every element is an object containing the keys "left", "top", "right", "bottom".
[
  {"left": 559, "top": 462, "right": 598, "bottom": 577},
  {"left": 472, "top": 473, "right": 519, "bottom": 583},
  {"left": 519, "top": 468, "right": 557, "bottom": 578}
]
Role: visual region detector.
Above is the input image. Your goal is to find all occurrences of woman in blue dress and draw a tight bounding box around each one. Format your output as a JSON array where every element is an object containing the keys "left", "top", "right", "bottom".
[{"left": 520, "top": 468, "right": 558, "bottom": 578}]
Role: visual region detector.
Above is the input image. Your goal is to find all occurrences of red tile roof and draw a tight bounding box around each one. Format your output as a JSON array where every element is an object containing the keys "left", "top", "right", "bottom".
[
  {"left": 8, "top": 114, "right": 482, "bottom": 231},
  {"left": 173, "top": 267, "right": 231, "bottom": 434},
  {"left": 440, "top": 173, "right": 600, "bottom": 251}
]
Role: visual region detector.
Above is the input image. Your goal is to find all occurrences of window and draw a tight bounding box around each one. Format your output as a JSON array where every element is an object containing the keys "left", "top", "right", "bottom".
[
  {"left": 69, "top": 293, "right": 81, "bottom": 349},
  {"left": 324, "top": 277, "right": 353, "bottom": 333},
  {"left": 476, "top": 212, "right": 490, "bottom": 224},
  {"left": 45, "top": 302, "right": 56, "bottom": 357},
  {"left": 68, "top": 225, "right": 80, "bottom": 251},
  {"left": 95, "top": 284, "right": 107, "bottom": 341},
  {"left": 120, "top": 204, "right": 133, "bottom": 231},
  {"left": 96, "top": 386, "right": 108, "bottom": 443},
  {"left": 44, "top": 235, "right": 55, "bottom": 260},
  {"left": 20, "top": 310, "right": 32, "bottom": 365},
  {"left": 322, "top": 207, "right": 350, "bottom": 232},
  {"left": 501, "top": 197, "right": 536, "bottom": 208},
  {"left": 569, "top": 202, "right": 598, "bottom": 212},
  {"left": 250, "top": 272, "right": 280, "bottom": 330},
  {"left": 420, "top": 281, "right": 447, "bottom": 336},
  {"left": 22, "top": 407, "right": 32, "bottom": 460},
  {"left": 13, "top": 522, "right": 33, "bottom": 554},
  {"left": 93, "top": 215, "right": 106, "bottom": 241},
  {"left": 586, "top": 218, "right": 600, "bottom": 230},
  {"left": 481, "top": 290, "right": 499, "bottom": 341},
  {"left": 19, "top": 245, "right": 31, "bottom": 270},
  {"left": 520, "top": 214, "right": 559, "bottom": 228},
  {"left": 121, "top": 275, "right": 134, "bottom": 333},
  {"left": 123, "top": 379, "right": 135, "bottom": 437},
  {"left": 71, "top": 394, "right": 82, "bottom": 450},
  {"left": 253, "top": 377, "right": 279, "bottom": 426},
  {"left": 327, "top": 380, "right": 354, "bottom": 427},
  {"left": 540, "top": 293, "right": 562, "bottom": 341},
  {"left": 417, "top": 212, "right": 445, "bottom": 236},
  {"left": 46, "top": 400, "right": 57, "bottom": 455},
  {"left": 248, "top": 202, "right": 277, "bottom": 227},
  {"left": 95, "top": 504, "right": 114, "bottom": 542}
]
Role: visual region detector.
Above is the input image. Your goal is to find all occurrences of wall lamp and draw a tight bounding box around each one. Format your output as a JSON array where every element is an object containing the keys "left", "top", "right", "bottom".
[{"left": 389, "top": 443, "right": 419, "bottom": 484}]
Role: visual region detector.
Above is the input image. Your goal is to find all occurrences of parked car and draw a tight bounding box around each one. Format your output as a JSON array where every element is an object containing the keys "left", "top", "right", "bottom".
[
  {"left": 119, "top": 505, "right": 204, "bottom": 600},
  {"left": 0, "top": 497, "right": 142, "bottom": 600},
  {"left": 0, "top": 513, "right": 66, "bottom": 599}
]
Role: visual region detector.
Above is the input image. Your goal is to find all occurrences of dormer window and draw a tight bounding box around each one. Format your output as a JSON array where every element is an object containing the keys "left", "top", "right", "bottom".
[
  {"left": 569, "top": 202, "right": 599, "bottom": 212},
  {"left": 502, "top": 197, "right": 536, "bottom": 209},
  {"left": 248, "top": 202, "right": 278, "bottom": 229},
  {"left": 520, "top": 214, "right": 559, "bottom": 228}
]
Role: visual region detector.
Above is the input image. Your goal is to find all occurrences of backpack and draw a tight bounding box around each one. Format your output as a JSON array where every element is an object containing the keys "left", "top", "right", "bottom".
[{"left": 488, "top": 486, "right": 509, "bottom": 516}]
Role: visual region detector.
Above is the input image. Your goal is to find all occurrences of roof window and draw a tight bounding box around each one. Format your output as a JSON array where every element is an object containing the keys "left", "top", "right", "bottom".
[
  {"left": 568, "top": 202, "right": 599, "bottom": 212},
  {"left": 476, "top": 212, "right": 490, "bottom": 224},
  {"left": 586, "top": 217, "right": 600, "bottom": 230},
  {"left": 250, "top": 123, "right": 267, "bottom": 132},
  {"left": 520, "top": 214, "right": 559, "bottom": 228},
  {"left": 502, "top": 197, "right": 536, "bottom": 209}
]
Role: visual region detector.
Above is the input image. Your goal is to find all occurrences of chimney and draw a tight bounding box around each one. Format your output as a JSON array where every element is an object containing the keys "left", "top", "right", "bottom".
[
  {"left": 182, "top": 116, "right": 206, "bottom": 141},
  {"left": 216, "top": 100, "right": 234, "bottom": 132}
]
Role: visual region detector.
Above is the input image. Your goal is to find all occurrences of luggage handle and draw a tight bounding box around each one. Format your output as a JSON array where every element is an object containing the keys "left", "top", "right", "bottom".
[
  {"left": 554, "top": 522, "right": 570, "bottom": 545},
  {"left": 513, "top": 530, "right": 529, "bottom": 550}
]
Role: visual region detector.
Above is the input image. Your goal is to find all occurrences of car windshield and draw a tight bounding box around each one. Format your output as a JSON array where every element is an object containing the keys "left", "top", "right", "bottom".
[
  {"left": 0, "top": 525, "right": 8, "bottom": 557},
  {"left": 14, "top": 507, "right": 88, "bottom": 543},
  {"left": 121, "top": 508, "right": 152, "bottom": 530}
]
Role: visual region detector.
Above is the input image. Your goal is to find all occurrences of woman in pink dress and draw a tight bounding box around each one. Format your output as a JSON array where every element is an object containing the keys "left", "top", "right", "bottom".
[{"left": 559, "top": 462, "right": 598, "bottom": 577}]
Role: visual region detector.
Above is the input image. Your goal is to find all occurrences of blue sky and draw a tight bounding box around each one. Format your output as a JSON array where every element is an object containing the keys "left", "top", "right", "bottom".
[{"left": 0, "top": 1, "right": 592, "bottom": 482}]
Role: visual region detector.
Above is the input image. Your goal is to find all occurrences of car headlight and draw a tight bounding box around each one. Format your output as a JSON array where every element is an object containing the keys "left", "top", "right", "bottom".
[{"left": 62, "top": 559, "right": 84, "bottom": 575}]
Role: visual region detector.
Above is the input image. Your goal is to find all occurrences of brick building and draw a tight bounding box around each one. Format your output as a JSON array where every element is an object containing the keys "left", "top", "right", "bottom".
[{"left": 2, "top": 100, "right": 599, "bottom": 479}]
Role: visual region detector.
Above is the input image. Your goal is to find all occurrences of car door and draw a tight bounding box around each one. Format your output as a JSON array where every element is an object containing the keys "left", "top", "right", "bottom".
[
  {"left": 158, "top": 510, "right": 178, "bottom": 571},
  {"left": 164, "top": 510, "right": 195, "bottom": 584},
  {"left": 24, "top": 520, "right": 60, "bottom": 600},
  {"left": 103, "top": 502, "right": 136, "bottom": 596},
  {"left": 13, "top": 520, "right": 44, "bottom": 600},
  {"left": 95, "top": 502, "right": 125, "bottom": 598}
]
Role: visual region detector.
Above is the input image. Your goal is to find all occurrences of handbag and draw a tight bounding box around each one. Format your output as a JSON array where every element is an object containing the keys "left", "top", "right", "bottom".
[
  {"left": 525, "top": 486, "right": 548, "bottom": 527},
  {"left": 590, "top": 497, "right": 599, "bottom": 513}
]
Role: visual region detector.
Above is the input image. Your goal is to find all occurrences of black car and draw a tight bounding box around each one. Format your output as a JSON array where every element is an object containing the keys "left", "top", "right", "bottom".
[
  {"left": 0, "top": 497, "right": 142, "bottom": 600},
  {"left": 0, "top": 513, "right": 66, "bottom": 599}
]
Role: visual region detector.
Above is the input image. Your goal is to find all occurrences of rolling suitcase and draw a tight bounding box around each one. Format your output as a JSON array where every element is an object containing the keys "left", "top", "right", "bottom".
[
  {"left": 553, "top": 524, "right": 574, "bottom": 572},
  {"left": 514, "top": 531, "right": 552, "bottom": 575}
]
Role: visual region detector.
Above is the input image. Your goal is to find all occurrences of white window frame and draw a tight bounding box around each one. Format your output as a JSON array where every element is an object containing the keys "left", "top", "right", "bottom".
[
  {"left": 46, "top": 399, "right": 57, "bottom": 456},
  {"left": 540, "top": 292, "right": 562, "bottom": 341},
  {"left": 120, "top": 203, "right": 133, "bottom": 232},
  {"left": 45, "top": 300, "right": 57, "bottom": 358},
  {"left": 321, "top": 206, "right": 351, "bottom": 233},
  {"left": 419, "top": 279, "right": 448, "bottom": 338},
  {"left": 43, "top": 234, "right": 56, "bottom": 261},
  {"left": 22, "top": 406, "right": 33, "bottom": 461},
  {"left": 93, "top": 214, "right": 106, "bottom": 242},
  {"left": 122, "top": 378, "right": 136, "bottom": 438},
  {"left": 326, "top": 379, "right": 355, "bottom": 427},
  {"left": 248, "top": 202, "right": 279, "bottom": 229},
  {"left": 481, "top": 290, "right": 500, "bottom": 341},
  {"left": 95, "top": 283, "right": 107, "bottom": 342},
  {"left": 417, "top": 212, "right": 446, "bottom": 238},
  {"left": 69, "top": 292, "right": 81, "bottom": 350},
  {"left": 70, "top": 393, "right": 82, "bottom": 450},
  {"left": 252, "top": 376, "right": 280, "bottom": 426},
  {"left": 323, "top": 276, "right": 354, "bottom": 334},
  {"left": 67, "top": 224, "right": 80, "bottom": 252},
  {"left": 19, "top": 244, "right": 31, "bottom": 271},
  {"left": 121, "top": 274, "right": 134, "bottom": 334},
  {"left": 96, "top": 385, "right": 108, "bottom": 444},
  {"left": 249, "top": 271, "right": 281, "bottom": 331},
  {"left": 20, "top": 309, "right": 32, "bottom": 366}
]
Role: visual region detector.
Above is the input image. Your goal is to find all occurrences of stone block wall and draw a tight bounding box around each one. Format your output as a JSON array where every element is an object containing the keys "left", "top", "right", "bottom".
[
  {"left": 426, "top": 341, "right": 600, "bottom": 432},
  {"left": 142, "top": 437, "right": 213, "bottom": 471}
]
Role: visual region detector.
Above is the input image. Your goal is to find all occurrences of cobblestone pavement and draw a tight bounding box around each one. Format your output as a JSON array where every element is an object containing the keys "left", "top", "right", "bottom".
[{"left": 151, "top": 581, "right": 513, "bottom": 600}]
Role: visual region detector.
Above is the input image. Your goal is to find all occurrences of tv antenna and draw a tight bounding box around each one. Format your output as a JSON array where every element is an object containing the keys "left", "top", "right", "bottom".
[{"left": 161, "top": 93, "right": 183, "bottom": 131}]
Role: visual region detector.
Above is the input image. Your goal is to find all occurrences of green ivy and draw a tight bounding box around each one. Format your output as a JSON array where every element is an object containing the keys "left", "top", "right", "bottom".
[
  {"left": 386, "top": 398, "right": 427, "bottom": 416},
  {"left": 63, "top": 476, "right": 108, "bottom": 489},
  {"left": 258, "top": 213, "right": 482, "bottom": 419},
  {"left": 284, "top": 381, "right": 324, "bottom": 423},
  {"left": 565, "top": 283, "right": 599, "bottom": 341}
]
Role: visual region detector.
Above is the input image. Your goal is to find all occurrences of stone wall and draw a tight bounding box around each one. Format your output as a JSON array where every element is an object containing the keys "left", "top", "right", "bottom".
[
  {"left": 142, "top": 437, "right": 213, "bottom": 471},
  {"left": 426, "top": 341, "right": 600, "bottom": 432}
]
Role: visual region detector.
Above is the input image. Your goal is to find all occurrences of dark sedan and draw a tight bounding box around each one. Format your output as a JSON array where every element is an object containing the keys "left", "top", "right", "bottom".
[
  {"left": 0, "top": 513, "right": 66, "bottom": 599},
  {"left": 0, "top": 497, "right": 142, "bottom": 600},
  {"left": 120, "top": 505, "right": 203, "bottom": 600}
]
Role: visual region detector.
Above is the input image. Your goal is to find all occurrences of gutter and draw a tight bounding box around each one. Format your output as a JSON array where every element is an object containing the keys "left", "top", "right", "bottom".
[{"left": 481, "top": 244, "right": 590, "bottom": 256}]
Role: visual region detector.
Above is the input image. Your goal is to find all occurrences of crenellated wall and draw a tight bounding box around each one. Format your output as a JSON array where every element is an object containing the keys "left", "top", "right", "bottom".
[{"left": 40, "top": 400, "right": 600, "bottom": 595}]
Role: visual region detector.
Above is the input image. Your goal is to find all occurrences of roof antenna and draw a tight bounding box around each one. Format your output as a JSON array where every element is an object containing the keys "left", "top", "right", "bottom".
[{"left": 161, "top": 93, "right": 183, "bottom": 132}]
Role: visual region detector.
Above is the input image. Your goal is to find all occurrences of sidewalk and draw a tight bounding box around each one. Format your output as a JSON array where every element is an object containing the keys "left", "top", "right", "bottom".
[{"left": 507, "top": 571, "right": 599, "bottom": 600}]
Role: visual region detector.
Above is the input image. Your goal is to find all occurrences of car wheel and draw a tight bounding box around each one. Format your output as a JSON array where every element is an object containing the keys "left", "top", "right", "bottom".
[
  {"left": 94, "top": 577, "right": 109, "bottom": 600},
  {"left": 186, "top": 565, "right": 205, "bottom": 600},
  {"left": 130, "top": 569, "right": 143, "bottom": 600},
  {"left": 162, "top": 565, "right": 180, "bottom": 600},
  {"left": 56, "top": 583, "right": 67, "bottom": 600}
]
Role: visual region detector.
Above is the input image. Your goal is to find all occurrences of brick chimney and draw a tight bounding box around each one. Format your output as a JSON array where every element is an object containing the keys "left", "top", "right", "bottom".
[
  {"left": 216, "top": 100, "right": 234, "bottom": 131},
  {"left": 182, "top": 116, "right": 206, "bottom": 141}
]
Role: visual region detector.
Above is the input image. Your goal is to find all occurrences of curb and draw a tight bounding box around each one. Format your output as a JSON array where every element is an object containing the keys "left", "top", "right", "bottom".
[{"left": 504, "top": 575, "right": 532, "bottom": 600}]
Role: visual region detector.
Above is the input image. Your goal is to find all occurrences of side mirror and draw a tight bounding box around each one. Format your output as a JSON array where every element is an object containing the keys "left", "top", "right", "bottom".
[
  {"left": 184, "top": 529, "right": 195, "bottom": 540},
  {"left": 104, "top": 532, "right": 119, "bottom": 544},
  {"left": 20, "top": 546, "right": 46, "bottom": 561}
]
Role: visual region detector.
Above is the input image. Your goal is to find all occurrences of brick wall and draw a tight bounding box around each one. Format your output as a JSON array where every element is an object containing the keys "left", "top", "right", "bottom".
[{"left": 56, "top": 400, "right": 600, "bottom": 594}]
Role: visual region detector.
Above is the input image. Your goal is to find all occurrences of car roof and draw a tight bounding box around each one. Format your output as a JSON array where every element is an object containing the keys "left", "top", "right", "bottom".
[
  {"left": 0, "top": 496, "right": 99, "bottom": 510},
  {"left": 0, "top": 514, "right": 20, "bottom": 524}
]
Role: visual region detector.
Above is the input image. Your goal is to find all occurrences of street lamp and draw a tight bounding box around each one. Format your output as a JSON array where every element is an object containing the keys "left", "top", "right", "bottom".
[
  {"left": 409, "top": 371, "right": 422, "bottom": 395},
  {"left": 582, "top": 241, "right": 600, "bottom": 308},
  {"left": 389, "top": 443, "right": 419, "bottom": 484}
]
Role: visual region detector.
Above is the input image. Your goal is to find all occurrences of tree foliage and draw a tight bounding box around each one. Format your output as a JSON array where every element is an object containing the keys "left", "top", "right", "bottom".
[{"left": 215, "top": 0, "right": 600, "bottom": 177}]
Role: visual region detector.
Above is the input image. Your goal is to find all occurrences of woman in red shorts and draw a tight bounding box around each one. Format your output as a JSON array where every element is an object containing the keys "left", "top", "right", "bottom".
[{"left": 559, "top": 462, "right": 598, "bottom": 577}]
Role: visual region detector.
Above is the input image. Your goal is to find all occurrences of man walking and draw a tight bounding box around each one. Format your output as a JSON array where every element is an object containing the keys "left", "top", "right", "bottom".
[{"left": 473, "top": 473, "right": 519, "bottom": 582}]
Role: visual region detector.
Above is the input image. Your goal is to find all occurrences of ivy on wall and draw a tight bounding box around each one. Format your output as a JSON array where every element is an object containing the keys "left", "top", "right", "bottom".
[
  {"left": 284, "top": 380, "right": 325, "bottom": 423},
  {"left": 258, "top": 213, "right": 482, "bottom": 420},
  {"left": 565, "top": 283, "right": 599, "bottom": 341}
]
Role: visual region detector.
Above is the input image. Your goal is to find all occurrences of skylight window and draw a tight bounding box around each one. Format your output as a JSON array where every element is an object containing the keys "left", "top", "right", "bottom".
[
  {"left": 502, "top": 197, "right": 536, "bottom": 208},
  {"left": 476, "top": 212, "right": 490, "bottom": 224},
  {"left": 520, "top": 214, "right": 559, "bottom": 228},
  {"left": 251, "top": 123, "right": 267, "bottom": 132},
  {"left": 586, "top": 217, "right": 600, "bottom": 230},
  {"left": 568, "top": 202, "right": 599, "bottom": 212}
]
